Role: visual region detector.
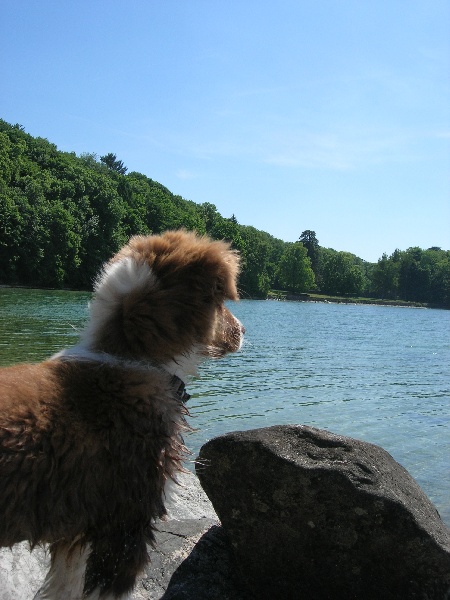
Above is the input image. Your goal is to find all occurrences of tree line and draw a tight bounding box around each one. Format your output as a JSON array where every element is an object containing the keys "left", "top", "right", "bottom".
[{"left": 0, "top": 120, "right": 448, "bottom": 307}]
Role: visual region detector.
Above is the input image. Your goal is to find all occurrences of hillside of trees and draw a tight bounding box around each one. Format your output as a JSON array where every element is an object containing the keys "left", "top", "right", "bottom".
[{"left": 0, "top": 119, "right": 449, "bottom": 307}]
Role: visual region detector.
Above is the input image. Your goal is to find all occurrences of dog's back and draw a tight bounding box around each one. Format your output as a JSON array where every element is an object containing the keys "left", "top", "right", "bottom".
[
  {"left": 0, "top": 358, "right": 189, "bottom": 596},
  {"left": 0, "top": 358, "right": 186, "bottom": 540}
]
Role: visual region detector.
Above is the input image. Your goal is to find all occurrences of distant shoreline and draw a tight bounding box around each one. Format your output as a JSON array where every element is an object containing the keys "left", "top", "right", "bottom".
[
  {"left": 267, "top": 291, "right": 447, "bottom": 310},
  {"left": 1, "top": 285, "right": 447, "bottom": 310}
]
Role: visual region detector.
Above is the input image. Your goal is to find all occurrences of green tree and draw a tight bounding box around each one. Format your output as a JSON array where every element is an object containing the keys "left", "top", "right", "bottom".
[
  {"left": 100, "top": 153, "right": 128, "bottom": 175},
  {"left": 371, "top": 252, "right": 401, "bottom": 299},
  {"left": 200, "top": 202, "right": 221, "bottom": 234},
  {"left": 299, "top": 230, "right": 320, "bottom": 280},
  {"left": 320, "top": 250, "right": 365, "bottom": 296},
  {"left": 429, "top": 256, "right": 450, "bottom": 307},
  {"left": 398, "top": 248, "right": 431, "bottom": 302},
  {"left": 209, "top": 216, "right": 244, "bottom": 252},
  {"left": 239, "top": 226, "right": 271, "bottom": 298},
  {"left": 276, "top": 242, "right": 315, "bottom": 293},
  {"left": 2, "top": 119, "right": 448, "bottom": 305},
  {"left": 0, "top": 186, "right": 22, "bottom": 281}
]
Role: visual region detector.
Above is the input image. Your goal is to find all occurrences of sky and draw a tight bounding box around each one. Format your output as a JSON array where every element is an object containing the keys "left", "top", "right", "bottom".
[{"left": 1, "top": 1, "right": 449, "bottom": 263}]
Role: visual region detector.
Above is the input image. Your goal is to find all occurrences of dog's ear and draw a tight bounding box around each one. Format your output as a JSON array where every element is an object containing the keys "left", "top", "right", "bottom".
[
  {"left": 116, "top": 230, "right": 240, "bottom": 303},
  {"left": 164, "top": 233, "right": 240, "bottom": 304},
  {"left": 89, "top": 231, "right": 240, "bottom": 361}
]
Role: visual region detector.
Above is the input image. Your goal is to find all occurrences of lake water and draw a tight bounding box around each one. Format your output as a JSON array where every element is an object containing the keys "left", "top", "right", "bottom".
[{"left": 0, "top": 288, "right": 449, "bottom": 525}]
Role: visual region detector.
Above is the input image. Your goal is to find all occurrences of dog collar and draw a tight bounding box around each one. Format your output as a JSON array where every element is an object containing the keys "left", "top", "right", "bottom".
[{"left": 171, "top": 375, "right": 191, "bottom": 403}]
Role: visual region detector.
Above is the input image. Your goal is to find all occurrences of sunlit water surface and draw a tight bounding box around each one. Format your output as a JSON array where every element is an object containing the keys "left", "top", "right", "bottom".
[{"left": 1, "top": 289, "right": 449, "bottom": 524}]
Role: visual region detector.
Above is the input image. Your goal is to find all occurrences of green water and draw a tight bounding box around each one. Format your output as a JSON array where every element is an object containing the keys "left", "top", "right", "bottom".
[{"left": 0, "top": 288, "right": 91, "bottom": 364}]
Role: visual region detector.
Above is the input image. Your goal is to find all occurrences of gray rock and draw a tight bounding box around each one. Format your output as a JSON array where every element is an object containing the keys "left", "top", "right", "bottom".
[
  {"left": 0, "top": 543, "right": 49, "bottom": 600},
  {"left": 159, "top": 523, "right": 247, "bottom": 600},
  {"left": 135, "top": 518, "right": 221, "bottom": 600},
  {"left": 196, "top": 424, "right": 450, "bottom": 600}
]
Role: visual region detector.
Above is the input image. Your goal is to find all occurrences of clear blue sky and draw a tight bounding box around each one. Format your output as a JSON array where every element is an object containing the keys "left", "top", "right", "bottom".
[{"left": 1, "top": 1, "right": 449, "bottom": 262}]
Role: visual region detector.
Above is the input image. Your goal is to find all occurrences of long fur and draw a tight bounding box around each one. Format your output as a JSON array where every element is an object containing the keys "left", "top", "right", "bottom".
[{"left": 0, "top": 230, "right": 243, "bottom": 599}]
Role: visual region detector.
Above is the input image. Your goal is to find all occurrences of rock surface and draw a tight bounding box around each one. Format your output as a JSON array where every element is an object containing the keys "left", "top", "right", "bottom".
[
  {"left": 135, "top": 518, "right": 245, "bottom": 600},
  {"left": 0, "top": 543, "right": 49, "bottom": 600},
  {"left": 0, "top": 472, "right": 245, "bottom": 600},
  {"left": 196, "top": 424, "right": 450, "bottom": 600},
  {"left": 158, "top": 523, "right": 246, "bottom": 600}
]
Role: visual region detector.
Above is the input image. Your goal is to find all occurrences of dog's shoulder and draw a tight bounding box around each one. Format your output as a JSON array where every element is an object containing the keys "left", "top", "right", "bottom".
[
  {"left": 0, "top": 355, "right": 185, "bottom": 443},
  {"left": 0, "top": 361, "right": 57, "bottom": 415}
]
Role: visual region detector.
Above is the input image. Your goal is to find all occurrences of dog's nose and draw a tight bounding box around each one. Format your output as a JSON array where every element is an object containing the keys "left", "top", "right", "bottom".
[{"left": 240, "top": 324, "right": 246, "bottom": 335}]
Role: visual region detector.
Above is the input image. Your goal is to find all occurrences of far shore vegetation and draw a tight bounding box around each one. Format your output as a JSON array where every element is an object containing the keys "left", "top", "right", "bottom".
[{"left": 1, "top": 119, "right": 449, "bottom": 309}]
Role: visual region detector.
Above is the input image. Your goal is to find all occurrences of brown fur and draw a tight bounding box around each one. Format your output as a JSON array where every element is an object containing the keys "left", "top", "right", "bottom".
[
  {"left": 90, "top": 230, "right": 240, "bottom": 362},
  {"left": 0, "top": 230, "right": 243, "bottom": 598}
]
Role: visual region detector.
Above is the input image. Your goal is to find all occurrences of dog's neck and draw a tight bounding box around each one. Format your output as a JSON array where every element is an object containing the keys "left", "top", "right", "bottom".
[{"left": 51, "top": 345, "right": 195, "bottom": 389}]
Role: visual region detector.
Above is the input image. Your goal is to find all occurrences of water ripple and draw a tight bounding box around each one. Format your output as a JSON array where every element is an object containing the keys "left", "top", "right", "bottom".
[{"left": 1, "top": 291, "right": 449, "bottom": 525}]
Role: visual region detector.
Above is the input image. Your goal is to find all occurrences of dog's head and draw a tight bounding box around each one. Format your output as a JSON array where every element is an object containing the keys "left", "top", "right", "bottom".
[{"left": 82, "top": 230, "right": 243, "bottom": 367}]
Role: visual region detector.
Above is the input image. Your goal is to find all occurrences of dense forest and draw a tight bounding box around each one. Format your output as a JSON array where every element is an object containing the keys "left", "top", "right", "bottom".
[{"left": 1, "top": 119, "right": 449, "bottom": 307}]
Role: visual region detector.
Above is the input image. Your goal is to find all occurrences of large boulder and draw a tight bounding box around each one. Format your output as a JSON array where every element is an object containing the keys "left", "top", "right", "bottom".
[{"left": 196, "top": 425, "right": 450, "bottom": 600}]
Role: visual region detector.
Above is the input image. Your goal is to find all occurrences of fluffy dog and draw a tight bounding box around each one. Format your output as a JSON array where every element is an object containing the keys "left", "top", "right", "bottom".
[{"left": 0, "top": 230, "right": 244, "bottom": 599}]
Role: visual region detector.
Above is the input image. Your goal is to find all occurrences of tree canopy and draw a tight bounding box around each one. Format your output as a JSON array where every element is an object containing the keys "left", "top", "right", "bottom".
[
  {"left": 299, "top": 230, "right": 320, "bottom": 279},
  {"left": 276, "top": 242, "right": 315, "bottom": 294},
  {"left": 100, "top": 153, "right": 128, "bottom": 175},
  {"left": 0, "top": 119, "right": 448, "bottom": 307},
  {"left": 319, "top": 249, "right": 366, "bottom": 297}
]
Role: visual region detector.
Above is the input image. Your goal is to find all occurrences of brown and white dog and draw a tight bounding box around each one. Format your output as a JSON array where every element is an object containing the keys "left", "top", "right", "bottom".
[{"left": 0, "top": 230, "right": 244, "bottom": 599}]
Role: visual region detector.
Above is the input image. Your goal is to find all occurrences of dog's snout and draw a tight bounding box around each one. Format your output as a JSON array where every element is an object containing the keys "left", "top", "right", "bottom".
[{"left": 240, "top": 323, "right": 246, "bottom": 335}]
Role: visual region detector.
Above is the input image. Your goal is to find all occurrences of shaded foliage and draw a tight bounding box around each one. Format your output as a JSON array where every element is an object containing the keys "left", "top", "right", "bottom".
[{"left": 371, "top": 247, "right": 450, "bottom": 307}]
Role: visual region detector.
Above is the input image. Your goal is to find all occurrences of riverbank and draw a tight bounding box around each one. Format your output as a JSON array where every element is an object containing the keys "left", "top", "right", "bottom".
[
  {"left": 1, "top": 285, "right": 447, "bottom": 310},
  {"left": 267, "top": 290, "right": 445, "bottom": 309}
]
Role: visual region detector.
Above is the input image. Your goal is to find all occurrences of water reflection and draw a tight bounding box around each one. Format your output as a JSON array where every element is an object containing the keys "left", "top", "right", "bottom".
[{"left": 0, "top": 288, "right": 90, "bottom": 364}]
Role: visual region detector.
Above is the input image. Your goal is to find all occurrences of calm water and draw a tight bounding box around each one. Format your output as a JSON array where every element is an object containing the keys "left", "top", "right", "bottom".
[{"left": 1, "top": 289, "right": 449, "bottom": 524}]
